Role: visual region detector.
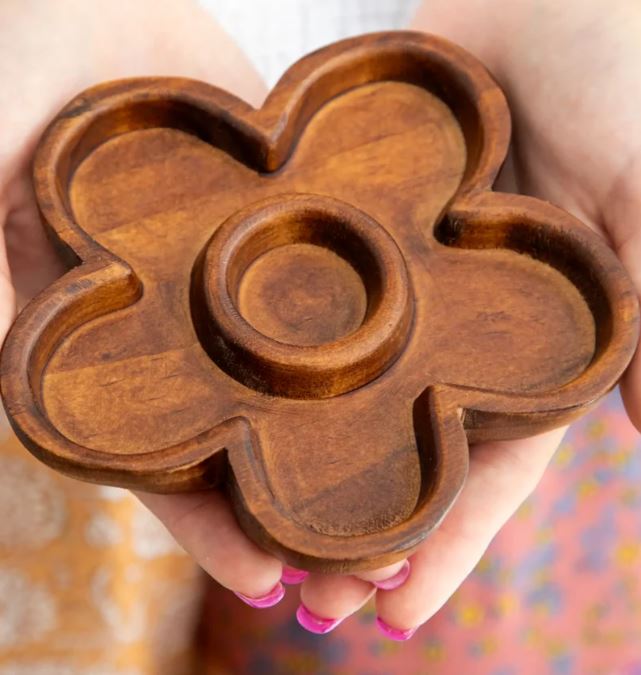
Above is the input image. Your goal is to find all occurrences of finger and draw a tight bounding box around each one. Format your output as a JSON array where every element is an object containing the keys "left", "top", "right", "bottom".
[
  {"left": 602, "top": 169, "right": 641, "bottom": 430},
  {"left": 136, "top": 490, "right": 283, "bottom": 605},
  {"left": 0, "top": 209, "right": 16, "bottom": 345},
  {"left": 3, "top": 177, "right": 67, "bottom": 305},
  {"left": 621, "top": 345, "right": 641, "bottom": 431},
  {"left": 297, "top": 573, "right": 375, "bottom": 634},
  {"left": 375, "top": 427, "right": 565, "bottom": 638},
  {"left": 611, "top": 233, "right": 641, "bottom": 431},
  {"left": 355, "top": 559, "right": 411, "bottom": 590},
  {"left": 281, "top": 565, "right": 310, "bottom": 585}
]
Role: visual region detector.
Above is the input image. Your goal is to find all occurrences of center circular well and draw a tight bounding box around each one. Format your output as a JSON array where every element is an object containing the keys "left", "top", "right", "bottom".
[
  {"left": 194, "top": 194, "right": 412, "bottom": 399},
  {"left": 237, "top": 242, "right": 367, "bottom": 346}
]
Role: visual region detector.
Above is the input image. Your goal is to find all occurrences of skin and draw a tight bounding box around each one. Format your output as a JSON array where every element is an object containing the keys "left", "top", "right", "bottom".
[{"left": 1, "top": 0, "right": 640, "bottom": 635}]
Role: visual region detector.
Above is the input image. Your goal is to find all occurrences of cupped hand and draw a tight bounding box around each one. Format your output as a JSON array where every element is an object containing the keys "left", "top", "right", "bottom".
[
  {"left": 324, "top": 0, "right": 641, "bottom": 638},
  {"left": 0, "top": 0, "right": 408, "bottom": 619},
  {"left": 275, "top": 0, "right": 641, "bottom": 639},
  {"left": 0, "top": 0, "right": 289, "bottom": 602}
]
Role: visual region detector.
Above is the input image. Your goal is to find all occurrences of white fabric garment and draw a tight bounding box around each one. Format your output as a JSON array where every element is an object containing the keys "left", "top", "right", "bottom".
[{"left": 199, "top": 0, "right": 421, "bottom": 87}]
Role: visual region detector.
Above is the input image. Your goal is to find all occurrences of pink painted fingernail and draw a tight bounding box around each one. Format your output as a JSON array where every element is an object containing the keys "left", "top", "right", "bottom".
[
  {"left": 281, "top": 565, "right": 309, "bottom": 585},
  {"left": 376, "top": 616, "right": 418, "bottom": 641},
  {"left": 234, "top": 582, "right": 285, "bottom": 608},
  {"left": 296, "top": 603, "right": 343, "bottom": 634},
  {"left": 373, "top": 560, "right": 411, "bottom": 590}
]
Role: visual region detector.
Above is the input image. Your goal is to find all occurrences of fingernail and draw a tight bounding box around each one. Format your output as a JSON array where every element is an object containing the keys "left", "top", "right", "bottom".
[
  {"left": 296, "top": 603, "right": 343, "bottom": 634},
  {"left": 234, "top": 582, "right": 285, "bottom": 609},
  {"left": 281, "top": 565, "right": 309, "bottom": 585},
  {"left": 375, "top": 616, "right": 418, "bottom": 641},
  {"left": 373, "top": 560, "right": 411, "bottom": 590}
]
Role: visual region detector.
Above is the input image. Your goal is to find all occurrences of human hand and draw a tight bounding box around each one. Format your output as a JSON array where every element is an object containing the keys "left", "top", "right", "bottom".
[
  {"left": 295, "top": 0, "right": 641, "bottom": 638},
  {"left": 238, "top": 0, "right": 641, "bottom": 640},
  {"left": 0, "top": 0, "right": 412, "bottom": 623},
  {"left": 143, "top": 3, "right": 641, "bottom": 637},
  {"left": 0, "top": 0, "right": 294, "bottom": 602}
]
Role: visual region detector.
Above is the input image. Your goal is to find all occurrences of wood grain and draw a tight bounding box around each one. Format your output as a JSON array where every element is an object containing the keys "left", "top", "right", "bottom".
[{"left": 1, "top": 32, "right": 638, "bottom": 572}]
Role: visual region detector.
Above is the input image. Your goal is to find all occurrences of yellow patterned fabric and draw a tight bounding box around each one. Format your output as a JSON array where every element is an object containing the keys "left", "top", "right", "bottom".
[{"left": 0, "top": 414, "right": 202, "bottom": 675}]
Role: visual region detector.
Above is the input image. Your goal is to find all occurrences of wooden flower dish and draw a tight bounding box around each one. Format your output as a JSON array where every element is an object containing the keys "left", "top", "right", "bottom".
[{"left": 1, "top": 32, "right": 638, "bottom": 572}]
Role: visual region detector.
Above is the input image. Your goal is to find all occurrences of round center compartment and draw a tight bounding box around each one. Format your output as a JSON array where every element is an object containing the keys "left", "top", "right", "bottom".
[
  {"left": 237, "top": 242, "right": 368, "bottom": 346},
  {"left": 191, "top": 194, "right": 413, "bottom": 398}
]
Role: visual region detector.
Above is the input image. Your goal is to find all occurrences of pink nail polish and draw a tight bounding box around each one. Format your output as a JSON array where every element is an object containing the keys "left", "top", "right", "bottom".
[
  {"left": 234, "top": 582, "right": 285, "bottom": 609},
  {"left": 376, "top": 616, "right": 418, "bottom": 641},
  {"left": 373, "top": 560, "right": 411, "bottom": 590},
  {"left": 281, "top": 565, "right": 309, "bottom": 585},
  {"left": 296, "top": 603, "right": 343, "bottom": 634}
]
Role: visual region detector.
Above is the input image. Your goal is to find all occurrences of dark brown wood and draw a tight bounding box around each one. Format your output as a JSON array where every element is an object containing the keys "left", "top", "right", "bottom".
[{"left": 1, "top": 31, "right": 638, "bottom": 573}]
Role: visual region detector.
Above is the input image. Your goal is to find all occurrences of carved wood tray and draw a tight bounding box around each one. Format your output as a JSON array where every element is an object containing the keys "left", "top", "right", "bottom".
[{"left": 2, "top": 32, "right": 638, "bottom": 572}]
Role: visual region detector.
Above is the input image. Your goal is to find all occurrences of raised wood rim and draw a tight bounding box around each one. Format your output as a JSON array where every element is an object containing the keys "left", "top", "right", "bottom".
[{"left": 1, "top": 31, "right": 638, "bottom": 570}]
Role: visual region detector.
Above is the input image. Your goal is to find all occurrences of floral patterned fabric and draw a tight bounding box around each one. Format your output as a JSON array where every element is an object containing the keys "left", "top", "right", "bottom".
[
  {"left": 0, "top": 412, "right": 202, "bottom": 675},
  {"left": 200, "top": 390, "right": 641, "bottom": 675}
]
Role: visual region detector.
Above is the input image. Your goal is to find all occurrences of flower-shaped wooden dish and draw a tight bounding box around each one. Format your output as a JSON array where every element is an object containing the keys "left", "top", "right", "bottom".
[{"left": 2, "top": 32, "right": 638, "bottom": 572}]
